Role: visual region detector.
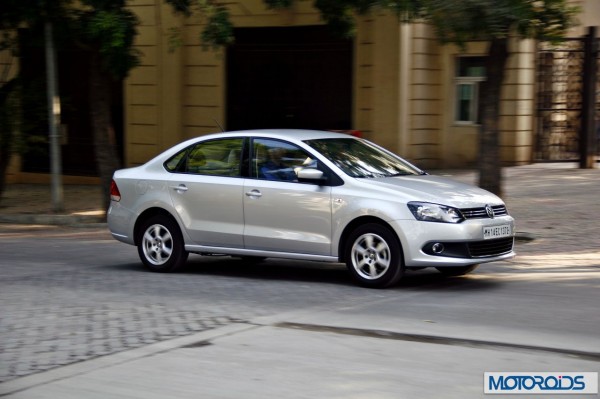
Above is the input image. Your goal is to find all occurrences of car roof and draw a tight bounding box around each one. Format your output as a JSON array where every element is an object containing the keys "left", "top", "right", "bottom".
[{"left": 198, "top": 129, "right": 356, "bottom": 142}]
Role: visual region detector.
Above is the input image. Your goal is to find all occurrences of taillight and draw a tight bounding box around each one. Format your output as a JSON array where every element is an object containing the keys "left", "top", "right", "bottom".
[{"left": 110, "top": 180, "right": 121, "bottom": 202}]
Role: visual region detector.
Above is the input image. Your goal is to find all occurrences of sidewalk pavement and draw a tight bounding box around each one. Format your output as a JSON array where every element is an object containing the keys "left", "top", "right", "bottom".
[
  {"left": 1, "top": 311, "right": 598, "bottom": 398},
  {"left": 0, "top": 184, "right": 105, "bottom": 226}
]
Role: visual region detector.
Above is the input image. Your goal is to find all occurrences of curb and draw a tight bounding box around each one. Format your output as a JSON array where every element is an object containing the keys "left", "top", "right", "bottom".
[
  {"left": 0, "top": 214, "right": 106, "bottom": 226},
  {"left": 515, "top": 232, "right": 536, "bottom": 242}
]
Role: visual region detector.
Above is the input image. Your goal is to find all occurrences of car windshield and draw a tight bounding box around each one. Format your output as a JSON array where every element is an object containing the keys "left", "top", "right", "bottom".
[{"left": 305, "top": 138, "right": 423, "bottom": 178}]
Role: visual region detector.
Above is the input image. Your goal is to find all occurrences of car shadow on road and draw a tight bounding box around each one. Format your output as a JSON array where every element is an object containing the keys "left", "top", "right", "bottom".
[
  {"left": 107, "top": 255, "right": 503, "bottom": 291},
  {"left": 399, "top": 269, "right": 503, "bottom": 291},
  {"left": 182, "top": 256, "right": 356, "bottom": 287}
]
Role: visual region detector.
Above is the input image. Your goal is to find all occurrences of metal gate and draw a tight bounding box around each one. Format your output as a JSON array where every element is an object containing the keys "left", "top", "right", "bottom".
[{"left": 535, "top": 32, "right": 599, "bottom": 162}]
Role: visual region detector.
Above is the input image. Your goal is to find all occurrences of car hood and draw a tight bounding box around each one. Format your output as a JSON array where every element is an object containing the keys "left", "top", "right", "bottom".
[{"left": 363, "top": 174, "right": 504, "bottom": 208}]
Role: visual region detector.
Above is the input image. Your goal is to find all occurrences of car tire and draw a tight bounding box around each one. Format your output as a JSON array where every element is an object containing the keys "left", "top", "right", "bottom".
[
  {"left": 137, "top": 215, "right": 189, "bottom": 272},
  {"left": 345, "top": 223, "right": 404, "bottom": 288},
  {"left": 435, "top": 265, "right": 478, "bottom": 276}
]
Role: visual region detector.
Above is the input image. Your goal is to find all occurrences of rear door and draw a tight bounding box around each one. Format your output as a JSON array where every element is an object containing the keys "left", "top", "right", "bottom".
[{"left": 168, "top": 137, "right": 245, "bottom": 248}]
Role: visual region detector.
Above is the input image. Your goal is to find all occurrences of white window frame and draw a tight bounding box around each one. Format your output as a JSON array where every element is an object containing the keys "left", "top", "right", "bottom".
[{"left": 454, "top": 56, "right": 486, "bottom": 125}]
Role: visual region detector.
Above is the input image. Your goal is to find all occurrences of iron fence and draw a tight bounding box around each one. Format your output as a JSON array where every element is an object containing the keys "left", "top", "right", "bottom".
[{"left": 535, "top": 33, "right": 599, "bottom": 162}]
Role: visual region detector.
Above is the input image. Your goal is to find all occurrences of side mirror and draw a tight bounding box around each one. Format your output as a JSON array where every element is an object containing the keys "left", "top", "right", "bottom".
[{"left": 297, "top": 168, "right": 326, "bottom": 184}]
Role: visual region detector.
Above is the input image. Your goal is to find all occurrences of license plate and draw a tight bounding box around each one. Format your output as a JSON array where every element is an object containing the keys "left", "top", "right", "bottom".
[{"left": 483, "top": 224, "right": 512, "bottom": 240}]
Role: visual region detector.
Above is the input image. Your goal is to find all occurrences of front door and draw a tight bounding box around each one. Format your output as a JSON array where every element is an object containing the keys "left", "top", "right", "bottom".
[{"left": 242, "top": 138, "right": 332, "bottom": 255}]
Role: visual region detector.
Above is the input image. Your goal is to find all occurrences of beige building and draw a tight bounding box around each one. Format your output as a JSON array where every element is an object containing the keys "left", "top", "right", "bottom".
[
  {"left": 124, "top": 0, "right": 597, "bottom": 171},
  {"left": 2, "top": 0, "right": 597, "bottom": 183}
]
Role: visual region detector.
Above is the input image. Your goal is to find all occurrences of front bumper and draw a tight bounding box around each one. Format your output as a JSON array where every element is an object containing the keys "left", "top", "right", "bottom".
[{"left": 391, "top": 216, "right": 516, "bottom": 267}]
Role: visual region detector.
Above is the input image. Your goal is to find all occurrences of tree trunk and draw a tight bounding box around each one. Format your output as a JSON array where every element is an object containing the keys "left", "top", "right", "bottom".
[
  {"left": 478, "top": 37, "right": 510, "bottom": 197},
  {"left": 0, "top": 79, "right": 18, "bottom": 199},
  {"left": 0, "top": 118, "right": 11, "bottom": 198},
  {"left": 89, "top": 52, "right": 121, "bottom": 211},
  {"left": 0, "top": 142, "right": 10, "bottom": 198}
]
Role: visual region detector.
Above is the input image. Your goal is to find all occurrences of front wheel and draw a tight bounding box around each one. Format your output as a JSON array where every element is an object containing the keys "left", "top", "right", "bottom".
[
  {"left": 345, "top": 224, "right": 404, "bottom": 288},
  {"left": 137, "top": 215, "right": 188, "bottom": 272},
  {"left": 435, "top": 265, "right": 478, "bottom": 276}
]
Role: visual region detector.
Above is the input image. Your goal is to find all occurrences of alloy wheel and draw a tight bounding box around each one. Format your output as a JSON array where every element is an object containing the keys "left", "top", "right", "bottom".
[
  {"left": 350, "top": 233, "right": 391, "bottom": 280},
  {"left": 142, "top": 224, "right": 174, "bottom": 266}
]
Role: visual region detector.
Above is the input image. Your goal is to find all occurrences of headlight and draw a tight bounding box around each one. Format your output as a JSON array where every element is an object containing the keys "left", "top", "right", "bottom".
[{"left": 407, "top": 202, "right": 465, "bottom": 223}]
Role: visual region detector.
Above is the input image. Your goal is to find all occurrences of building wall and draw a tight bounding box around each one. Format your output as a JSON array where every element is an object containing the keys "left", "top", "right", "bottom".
[
  {"left": 124, "top": 3, "right": 448, "bottom": 168},
  {"left": 0, "top": 48, "right": 16, "bottom": 84},
  {"left": 354, "top": 14, "right": 402, "bottom": 154},
  {"left": 500, "top": 38, "right": 536, "bottom": 166},
  {"left": 441, "top": 42, "right": 484, "bottom": 168},
  {"left": 125, "top": 0, "right": 327, "bottom": 166},
  {"left": 436, "top": 37, "right": 537, "bottom": 168},
  {"left": 126, "top": 0, "right": 181, "bottom": 166},
  {"left": 408, "top": 23, "right": 443, "bottom": 169},
  {"left": 121, "top": 1, "right": 595, "bottom": 169},
  {"left": 573, "top": 0, "right": 599, "bottom": 36}
]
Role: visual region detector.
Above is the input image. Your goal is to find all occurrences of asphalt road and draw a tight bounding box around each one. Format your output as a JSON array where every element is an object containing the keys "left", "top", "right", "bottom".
[{"left": 1, "top": 223, "right": 599, "bottom": 391}]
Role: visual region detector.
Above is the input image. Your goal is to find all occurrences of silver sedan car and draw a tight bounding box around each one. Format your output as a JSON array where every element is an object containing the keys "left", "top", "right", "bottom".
[{"left": 108, "top": 129, "right": 515, "bottom": 288}]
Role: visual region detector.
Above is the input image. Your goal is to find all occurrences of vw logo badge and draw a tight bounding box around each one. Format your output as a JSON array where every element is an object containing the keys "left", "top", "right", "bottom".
[{"left": 485, "top": 204, "right": 495, "bottom": 219}]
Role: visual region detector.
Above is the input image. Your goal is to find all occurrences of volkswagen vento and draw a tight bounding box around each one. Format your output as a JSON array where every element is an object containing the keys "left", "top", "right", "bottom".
[{"left": 108, "top": 129, "right": 515, "bottom": 288}]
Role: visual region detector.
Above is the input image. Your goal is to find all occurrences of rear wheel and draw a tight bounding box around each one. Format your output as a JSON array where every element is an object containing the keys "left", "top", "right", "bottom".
[
  {"left": 345, "top": 224, "right": 404, "bottom": 288},
  {"left": 137, "top": 215, "right": 188, "bottom": 272},
  {"left": 435, "top": 265, "right": 478, "bottom": 276}
]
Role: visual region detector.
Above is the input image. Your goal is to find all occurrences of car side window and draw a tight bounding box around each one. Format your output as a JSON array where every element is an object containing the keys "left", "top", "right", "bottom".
[
  {"left": 252, "top": 138, "right": 317, "bottom": 182},
  {"left": 165, "top": 138, "right": 244, "bottom": 177}
]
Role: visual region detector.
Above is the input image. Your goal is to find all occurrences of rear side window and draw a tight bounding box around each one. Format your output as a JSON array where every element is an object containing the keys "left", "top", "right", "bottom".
[
  {"left": 164, "top": 138, "right": 244, "bottom": 177},
  {"left": 164, "top": 151, "right": 186, "bottom": 172}
]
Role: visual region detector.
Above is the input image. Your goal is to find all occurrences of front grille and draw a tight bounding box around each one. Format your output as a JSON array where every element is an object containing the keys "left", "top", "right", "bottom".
[
  {"left": 461, "top": 205, "right": 508, "bottom": 219},
  {"left": 468, "top": 237, "right": 514, "bottom": 257}
]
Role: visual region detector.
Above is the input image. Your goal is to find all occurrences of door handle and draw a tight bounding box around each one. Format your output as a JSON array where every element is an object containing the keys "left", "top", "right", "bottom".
[
  {"left": 171, "top": 184, "right": 188, "bottom": 192},
  {"left": 245, "top": 189, "right": 262, "bottom": 198}
]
